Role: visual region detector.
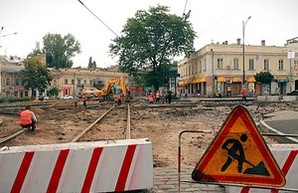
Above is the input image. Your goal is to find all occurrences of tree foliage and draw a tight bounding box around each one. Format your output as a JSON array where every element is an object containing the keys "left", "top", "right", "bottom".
[
  {"left": 47, "top": 87, "right": 59, "bottom": 97},
  {"left": 43, "top": 33, "right": 81, "bottom": 69},
  {"left": 88, "top": 57, "right": 97, "bottom": 68},
  {"left": 110, "top": 5, "right": 196, "bottom": 90},
  {"left": 19, "top": 56, "right": 53, "bottom": 97},
  {"left": 254, "top": 71, "right": 274, "bottom": 84}
]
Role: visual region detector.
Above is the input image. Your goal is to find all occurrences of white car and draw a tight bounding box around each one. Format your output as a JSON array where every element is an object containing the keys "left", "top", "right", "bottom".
[{"left": 62, "top": 95, "right": 73, "bottom": 100}]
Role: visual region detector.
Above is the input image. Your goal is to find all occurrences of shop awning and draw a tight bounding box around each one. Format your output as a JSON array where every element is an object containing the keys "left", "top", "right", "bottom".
[
  {"left": 190, "top": 77, "right": 206, "bottom": 83},
  {"left": 276, "top": 76, "right": 288, "bottom": 83},
  {"left": 247, "top": 76, "right": 256, "bottom": 83},
  {"left": 178, "top": 81, "right": 188, "bottom": 86},
  {"left": 190, "top": 77, "right": 201, "bottom": 84},
  {"left": 199, "top": 77, "right": 206, "bottom": 82},
  {"left": 232, "top": 77, "right": 242, "bottom": 82},
  {"left": 217, "top": 77, "right": 226, "bottom": 82}
]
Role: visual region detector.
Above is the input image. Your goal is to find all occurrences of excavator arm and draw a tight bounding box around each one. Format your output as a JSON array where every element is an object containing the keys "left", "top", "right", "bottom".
[{"left": 94, "top": 76, "right": 127, "bottom": 98}]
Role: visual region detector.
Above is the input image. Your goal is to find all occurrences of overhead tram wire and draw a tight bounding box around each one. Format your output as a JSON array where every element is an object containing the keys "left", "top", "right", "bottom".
[
  {"left": 77, "top": 0, "right": 119, "bottom": 38},
  {"left": 197, "top": 0, "right": 245, "bottom": 36}
]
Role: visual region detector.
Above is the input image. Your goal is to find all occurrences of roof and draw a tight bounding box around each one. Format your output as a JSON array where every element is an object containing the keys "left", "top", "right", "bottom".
[{"left": 1, "top": 64, "right": 24, "bottom": 73}]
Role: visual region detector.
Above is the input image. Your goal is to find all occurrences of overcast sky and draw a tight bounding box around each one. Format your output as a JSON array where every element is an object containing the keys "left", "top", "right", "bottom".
[{"left": 0, "top": 0, "right": 297, "bottom": 68}]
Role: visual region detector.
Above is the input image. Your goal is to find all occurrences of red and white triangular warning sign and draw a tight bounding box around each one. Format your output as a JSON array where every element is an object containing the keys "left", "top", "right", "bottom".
[{"left": 192, "top": 105, "right": 285, "bottom": 187}]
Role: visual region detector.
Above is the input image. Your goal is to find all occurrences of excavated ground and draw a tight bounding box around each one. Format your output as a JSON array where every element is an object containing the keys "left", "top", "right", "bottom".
[{"left": 0, "top": 99, "right": 297, "bottom": 168}]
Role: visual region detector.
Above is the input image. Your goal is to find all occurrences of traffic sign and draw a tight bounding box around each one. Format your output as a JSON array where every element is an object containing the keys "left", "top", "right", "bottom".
[{"left": 192, "top": 105, "right": 285, "bottom": 187}]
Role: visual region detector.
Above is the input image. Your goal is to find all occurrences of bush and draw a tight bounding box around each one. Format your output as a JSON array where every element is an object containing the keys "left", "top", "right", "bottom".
[{"left": 0, "top": 97, "right": 32, "bottom": 103}]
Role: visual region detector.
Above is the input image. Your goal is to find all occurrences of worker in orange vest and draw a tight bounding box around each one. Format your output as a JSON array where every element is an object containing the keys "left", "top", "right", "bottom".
[
  {"left": 82, "top": 93, "right": 88, "bottom": 107},
  {"left": 149, "top": 92, "right": 154, "bottom": 104},
  {"left": 155, "top": 90, "right": 160, "bottom": 103},
  {"left": 115, "top": 93, "right": 122, "bottom": 106},
  {"left": 20, "top": 106, "right": 37, "bottom": 133},
  {"left": 241, "top": 87, "right": 247, "bottom": 101}
]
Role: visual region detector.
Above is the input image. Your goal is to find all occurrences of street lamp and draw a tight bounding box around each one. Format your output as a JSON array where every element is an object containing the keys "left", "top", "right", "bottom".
[{"left": 242, "top": 16, "right": 251, "bottom": 86}]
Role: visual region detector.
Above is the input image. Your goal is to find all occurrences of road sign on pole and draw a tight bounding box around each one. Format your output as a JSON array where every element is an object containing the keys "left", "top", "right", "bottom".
[{"left": 192, "top": 105, "right": 285, "bottom": 187}]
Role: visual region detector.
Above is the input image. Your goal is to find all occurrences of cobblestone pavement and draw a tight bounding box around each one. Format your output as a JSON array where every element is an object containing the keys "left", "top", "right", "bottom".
[{"left": 153, "top": 166, "right": 226, "bottom": 193}]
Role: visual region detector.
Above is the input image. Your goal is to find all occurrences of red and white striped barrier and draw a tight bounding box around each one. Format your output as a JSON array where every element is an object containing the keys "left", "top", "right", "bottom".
[
  {"left": 0, "top": 138, "right": 153, "bottom": 193},
  {"left": 226, "top": 144, "right": 298, "bottom": 193}
]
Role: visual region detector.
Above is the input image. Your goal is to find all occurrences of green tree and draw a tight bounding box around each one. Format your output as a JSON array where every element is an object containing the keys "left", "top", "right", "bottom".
[
  {"left": 110, "top": 5, "right": 196, "bottom": 90},
  {"left": 47, "top": 87, "right": 59, "bottom": 98},
  {"left": 88, "top": 57, "right": 97, "bottom": 68},
  {"left": 255, "top": 71, "right": 274, "bottom": 84},
  {"left": 31, "top": 42, "right": 43, "bottom": 55},
  {"left": 19, "top": 56, "right": 53, "bottom": 98},
  {"left": 93, "top": 79, "right": 104, "bottom": 90},
  {"left": 43, "top": 33, "right": 81, "bottom": 69}
]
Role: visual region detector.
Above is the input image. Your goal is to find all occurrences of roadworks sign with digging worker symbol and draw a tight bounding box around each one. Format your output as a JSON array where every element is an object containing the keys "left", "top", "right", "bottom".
[{"left": 192, "top": 105, "right": 286, "bottom": 187}]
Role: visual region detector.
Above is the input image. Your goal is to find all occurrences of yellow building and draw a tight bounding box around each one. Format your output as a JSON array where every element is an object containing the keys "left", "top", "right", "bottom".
[
  {"left": 0, "top": 54, "right": 129, "bottom": 98},
  {"left": 178, "top": 38, "right": 298, "bottom": 97},
  {"left": 49, "top": 67, "right": 128, "bottom": 98}
]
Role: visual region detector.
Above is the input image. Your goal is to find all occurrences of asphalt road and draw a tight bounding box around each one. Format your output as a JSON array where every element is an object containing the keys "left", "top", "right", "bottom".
[{"left": 262, "top": 111, "right": 298, "bottom": 143}]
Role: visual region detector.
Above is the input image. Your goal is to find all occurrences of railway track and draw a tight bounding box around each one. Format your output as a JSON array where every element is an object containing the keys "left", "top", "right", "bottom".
[
  {"left": 74, "top": 103, "right": 131, "bottom": 142},
  {"left": 0, "top": 129, "right": 24, "bottom": 145},
  {"left": 0, "top": 103, "right": 132, "bottom": 146}
]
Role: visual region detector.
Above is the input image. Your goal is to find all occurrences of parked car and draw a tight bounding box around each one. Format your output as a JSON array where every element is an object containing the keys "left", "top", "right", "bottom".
[
  {"left": 62, "top": 95, "right": 74, "bottom": 99},
  {"left": 286, "top": 90, "right": 298, "bottom": 95}
]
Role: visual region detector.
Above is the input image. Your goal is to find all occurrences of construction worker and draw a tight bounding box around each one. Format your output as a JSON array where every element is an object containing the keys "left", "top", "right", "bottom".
[
  {"left": 148, "top": 92, "right": 154, "bottom": 104},
  {"left": 82, "top": 93, "right": 88, "bottom": 107},
  {"left": 20, "top": 106, "right": 37, "bottom": 133},
  {"left": 241, "top": 87, "right": 247, "bottom": 101},
  {"left": 155, "top": 90, "right": 160, "bottom": 103},
  {"left": 115, "top": 93, "right": 122, "bottom": 106}
]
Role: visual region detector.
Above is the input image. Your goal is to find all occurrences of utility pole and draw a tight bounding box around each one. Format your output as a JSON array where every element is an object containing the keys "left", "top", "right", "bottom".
[
  {"left": 242, "top": 16, "right": 251, "bottom": 87},
  {"left": 288, "top": 50, "right": 295, "bottom": 91}
]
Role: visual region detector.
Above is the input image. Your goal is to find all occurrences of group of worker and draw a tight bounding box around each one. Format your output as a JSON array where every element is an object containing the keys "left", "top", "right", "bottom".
[
  {"left": 114, "top": 93, "right": 124, "bottom": 106},
  {"left": 148, "top": 90, "right": 172, "bottom": 104}
]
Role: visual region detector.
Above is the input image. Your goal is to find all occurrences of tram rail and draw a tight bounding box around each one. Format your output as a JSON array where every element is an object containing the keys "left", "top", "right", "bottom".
[
  {"left": 0, "top": 129, "right": 24, "bottom": 146},
  {"left": 71, "top": 103, "right": 131, "bottom": 142}
]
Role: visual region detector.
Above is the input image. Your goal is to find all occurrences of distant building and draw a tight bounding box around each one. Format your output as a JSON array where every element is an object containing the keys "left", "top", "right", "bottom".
[
  {"left": 49, "top": 67, "right": 129, "bottom": 98},
  {"left": 0, "top": 55, "right": 29, "bottom": 97},
  {"left": 0, "top": 54, "right": 131, "bottom": 98},
  {"left": 178, "top": 38, "right": 298, "bottom": 97}
]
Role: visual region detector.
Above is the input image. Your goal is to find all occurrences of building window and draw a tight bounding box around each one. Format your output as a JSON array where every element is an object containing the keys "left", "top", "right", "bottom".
[
  {"left": 84, "top": 80, "right": 87, "bottom": 85},
  {"left": 278, "top": 60, "right": 284, "bottom": 70},
  {"left": 71, "top": 79, "right": 75, "bottom": 85},
  {"left": 217, "top": 58, "right": 223, "bottom": 69},
  {"left": 14, "top": 91, "right": 18, "bottom": 97},
  {"left": 15, "top": 78, "right": 20, "bottom": 86},
  {"left": 89, "top": 80, "right": 93, "bottom": 85},
  {"left": 25, "top": 91, "right": 29, "bottom": 97},
  {"left": 6, "top": 78, "right": 10, "bottom": 86},
  {"left": 233, "top": 58, "right": 239, "bottom": 70},
  {"left": 5, "top": 91, "right": 10, "bottom": 96},
  {"left": 64, "top": 79, "right": 68, "bottom": 84},
  {"left": 264, "top": 59, "right": 269, "bottom": 70},
  {"left": 203, "top": 60, "right": 206, "bottom": 71},
  {"left": 53, "top": 80, "right": 57, "bottom": 87},
  {"left": 249, "top": 59, "right": 255, "bottom": 70}
]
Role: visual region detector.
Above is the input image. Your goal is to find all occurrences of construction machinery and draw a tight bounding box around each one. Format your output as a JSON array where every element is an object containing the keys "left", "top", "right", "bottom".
[{"left": 94, "top": 76, "right": 127, "bottom": 100}]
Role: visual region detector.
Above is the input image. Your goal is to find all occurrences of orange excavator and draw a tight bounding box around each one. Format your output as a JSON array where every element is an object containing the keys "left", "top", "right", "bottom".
[{"left": 94, "top": 76, "right": 127, "bottom": 100}]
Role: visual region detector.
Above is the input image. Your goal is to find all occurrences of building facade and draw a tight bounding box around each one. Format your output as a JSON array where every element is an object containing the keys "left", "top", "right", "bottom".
[
  {"left": 0, "top": 55, "right": 131, "bottom": 98},
  {"left": 178, "top": 38, "right": 298, "bottom": 97},
  {"left": 49, "top": 67, "right": 129, "bottom": 98},
  {"left": 0, "top": 56, "right": 31, "bottom": 98}
]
